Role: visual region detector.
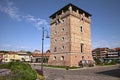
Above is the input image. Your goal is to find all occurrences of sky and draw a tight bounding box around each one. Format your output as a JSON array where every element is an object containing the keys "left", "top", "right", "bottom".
[{"left": 0, "top": 0, "right": 120, "bottom": 52}]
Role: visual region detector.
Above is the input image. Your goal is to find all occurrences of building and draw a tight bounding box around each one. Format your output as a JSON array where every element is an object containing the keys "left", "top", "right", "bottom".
[
  {"left": 0, "top": 52, "right": 3, "bottom": 62},
  {"left": 2, "top": 51, "right": 19, "bottom": 62},
  {"left": 32, "top": 50, "right": 42, "bottom": 63},
  {"left": 92, "top": 48, "right": 119, "bottom": 62},
  {"left": 32, "top": 50, "right": 50, "bottom": 63},
  {"left": 48, "top": 3, "right": 94, "bottom": 67},
  {"left": 17, "top": 51, "right": 32, "bottom": 62},
  {"left": 92, "top": 48, "right": 109, "bottom": 59},
  {"left": 114, "top": 47, "right": 120, "bottom": 56}
]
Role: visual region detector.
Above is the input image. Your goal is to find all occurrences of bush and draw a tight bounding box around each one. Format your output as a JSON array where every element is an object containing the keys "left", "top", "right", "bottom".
[
  {"left": 95, "top": 58, "right": 103, "bottom": 65},
  {"left": 104, "top": 60, "right": 116, "bottom": 65},
  {"left": 88, "top": 63, "right": 94, "bottom": 67},
  {"left": 0, "top": 62, "right": 37, "bottom": 80}
]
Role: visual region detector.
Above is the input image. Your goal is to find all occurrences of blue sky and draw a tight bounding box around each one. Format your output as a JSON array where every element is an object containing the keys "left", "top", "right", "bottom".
[{"left": 0, "top": 0, "right": 120, "bottom": 52}]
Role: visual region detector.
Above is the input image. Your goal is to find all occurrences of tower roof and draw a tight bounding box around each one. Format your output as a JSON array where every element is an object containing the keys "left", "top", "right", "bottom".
[{"left": 49, "top": 3, "right": 92, "bottom": 18}]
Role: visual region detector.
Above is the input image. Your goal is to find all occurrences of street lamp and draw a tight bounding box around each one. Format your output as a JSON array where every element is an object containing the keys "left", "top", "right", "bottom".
[{"left": 41, "top": 27, "right": 49, "bottom": 74}]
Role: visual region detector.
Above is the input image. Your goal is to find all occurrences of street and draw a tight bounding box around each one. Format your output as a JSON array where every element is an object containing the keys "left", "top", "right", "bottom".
[{"left": 32, "top": 64, "right": 120, "bottom": 80}]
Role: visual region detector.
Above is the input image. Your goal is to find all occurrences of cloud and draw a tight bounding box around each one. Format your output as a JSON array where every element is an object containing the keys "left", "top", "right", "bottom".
[
  {"left": 0, "top": 0, "right": 50, "bottom": 51},
  {"left": 92, "top": 40, "right": 110, "bottom": 49},
  {"left": 0, "top": 44, "right": 32, "bottom": 51},
  {"left": 92, "top": 39, "right": 120, "bottom": 49},
  {"left": 0, "top": 0, "right": 21, "bottom": 21},
  {"left": 0, "top": 0, "right": 49, "bottom": 30},
  {"left": 24, "top": 15, "right": 49, "bottom": 30}
]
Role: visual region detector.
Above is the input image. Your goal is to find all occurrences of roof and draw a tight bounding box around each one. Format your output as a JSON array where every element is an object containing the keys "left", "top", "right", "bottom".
[
  {"left": 7, "top": 51, "right": 17, "bottom": 54},
  {"left": 49, "top": 3, "right": 91, "bottom": 18},
  {"left": 114, "top": 47, "right": 120, "bottom": 51},
  {"left": 32, "top": 53, "right": 42, "bottom": 57},
  {"left": 32, "top": 50, "right": 51, "bottom": 57}
]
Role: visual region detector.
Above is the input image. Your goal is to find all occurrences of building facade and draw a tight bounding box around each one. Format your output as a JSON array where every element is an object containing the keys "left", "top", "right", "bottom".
[
  {"left": 48, "top": 3, "right": 94, "bottom": 67},
  {"left": 92, "top": 48, "right": 119, "bottom": 62},
  {"left": 92, "top": 48, "right": 109, "bottom": 59},
  {"left": 32, "top": 50, "right": 50, "bottom": 63},
  {"left": 2, "top": 51, "right": 19, "bottom": 62},
  {"left": 17, "top": 51, "right": 32, "bottom": 62},
  {"left": 114, "top": 47, "right": 120, "bottom": 56}
]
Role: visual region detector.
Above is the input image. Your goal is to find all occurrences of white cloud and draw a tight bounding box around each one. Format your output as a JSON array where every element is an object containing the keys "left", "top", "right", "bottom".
[
  {"left": 0, "top": 0, "right": 49, "bottom": 51},
  {"left": 92, "top": 40, "right": 110, "bottom": 49},
  {"left": 24, "top": 15, "right": 49, "bottom": 30},
  {"left": 0, "top": 44, "right": 32, "bottom": 51},
  {"left": 0, "top": 0, "right": 49, "bottom": 30},
  {"left": 92, "top": 39, "right": 120, "bottom": 49},
  {"left": 0, "top": 0, "right": 21, "bottom": 21}
]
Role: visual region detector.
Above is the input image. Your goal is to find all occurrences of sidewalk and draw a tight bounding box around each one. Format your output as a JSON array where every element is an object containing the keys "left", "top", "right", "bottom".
[{"left": 0, "top": 69, "right": 10, "bottom": 76}]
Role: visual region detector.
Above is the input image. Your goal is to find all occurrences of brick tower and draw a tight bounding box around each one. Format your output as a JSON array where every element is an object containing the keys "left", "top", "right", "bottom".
[{"left": 48, "top": 3, "right": 94, "bottom": 67}]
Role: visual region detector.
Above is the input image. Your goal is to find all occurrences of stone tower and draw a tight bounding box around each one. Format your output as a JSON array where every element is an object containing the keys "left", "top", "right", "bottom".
[{"left": 48, "top": 3, "right": 94, "bottom": 67}]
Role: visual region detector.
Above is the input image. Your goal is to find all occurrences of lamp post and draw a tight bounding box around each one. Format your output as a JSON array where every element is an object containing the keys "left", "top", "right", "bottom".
[{"left": 41, "top": 27, "right": 49, "bottom": 73}]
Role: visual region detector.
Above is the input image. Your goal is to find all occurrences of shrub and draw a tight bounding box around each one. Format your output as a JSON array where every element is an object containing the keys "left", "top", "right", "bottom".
[
  {"left": 88, "top": 63, "right": 94, "bottom": 67},
  {"left": 104, "top": 60, "right": 116, "bottom": 65},
  {"left": 0, "top": 62, "right": 37, "bottom": 80},
  {"left": 95, "top": 58, "right": 103, "bottom": 65}
]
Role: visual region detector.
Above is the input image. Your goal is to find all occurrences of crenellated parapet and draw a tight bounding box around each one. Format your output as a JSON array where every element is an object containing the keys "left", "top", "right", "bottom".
[{"left": 50, "top": 3, "right": 91, "bottom": 25}]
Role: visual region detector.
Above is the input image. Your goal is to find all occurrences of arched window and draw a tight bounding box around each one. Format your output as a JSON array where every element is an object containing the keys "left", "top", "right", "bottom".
[
  {"left": 62, "top": 46, "right": 64, "bottom": 50},
  {"left": 62, "top": 37, "right": 64, "bottom": 41},
  {"left": 54, "top": 39, "right": 57, "bottom": 42},
  {"left": 53, "top": 56, "right": 56, "bottom": 60},
  {"left": 62, "top": 27, "right": 64, "bottom": 31},
  {"left": 54, "top": 31, "right": 57, "bottom": 34},
  {"left": 61, "top": 56, "right": 64, "bottom": 60},
  {"left": 54, "top": 47, "right": 57, "bottom": 52},
  {"left": 80, "top": 26, "right": 83, "bottom": 32},
  {"left": 80, "top": 43, "right": 84, "bottom": 53}
]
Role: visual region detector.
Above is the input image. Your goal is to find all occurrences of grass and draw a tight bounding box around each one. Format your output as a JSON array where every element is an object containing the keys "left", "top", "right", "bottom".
[{"left": 43, "top": 65, "right": 81, "bottom": 69}]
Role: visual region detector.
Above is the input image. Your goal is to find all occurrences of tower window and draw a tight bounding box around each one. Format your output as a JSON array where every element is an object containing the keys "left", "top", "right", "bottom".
[
  {"left": 62, "top": 46, "right": 64, "bottom": 50},
  {"left": 62, "top": 27, "right": 64, "bottom": 31},
  {"left": 81, "top": 18, "right": 84, "bottom": 21},
  {"left": 54, "top": 39, "right": 57, "bottom": 42},
  {"left": 80, "top": 43, "right": 84, "bottom": 53},
  {"left": 62, "top": 37, "right": 64, "bottom": 41},
  {"left": 54, "top": 31, "right": 57, "bottom": 34},
  {"left": 82, "top": 56, "right": 84, "bottom": 59},
  {"left": 80, "top": 26, "right": 83, "bottom": 32},
  {"left": 61, "top": 56, "right": 64, "bottom": 60},
  {"left": 54, "top": 47, "right": 57, "bottom": 52},
  {"left": 53, "top": 56, "right": 56, "bottom": 60}
]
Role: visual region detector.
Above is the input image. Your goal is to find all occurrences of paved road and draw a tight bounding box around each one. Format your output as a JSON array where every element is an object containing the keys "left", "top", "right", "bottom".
[{"left": 32, "top": 64, "right": 120, "bottom": 80}]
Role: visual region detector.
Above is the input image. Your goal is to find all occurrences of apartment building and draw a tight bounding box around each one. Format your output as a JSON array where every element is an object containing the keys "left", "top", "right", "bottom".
[{"left": 92, "top": 48, "right": 119, "bottom": 62}]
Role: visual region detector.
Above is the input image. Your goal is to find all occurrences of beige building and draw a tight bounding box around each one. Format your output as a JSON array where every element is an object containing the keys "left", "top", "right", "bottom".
[
  {"left": 2, "top": 51, "right": 19, "bottom": 62},
  {"left": 48, "top": 3, "right": 94, "bottom": 67}
]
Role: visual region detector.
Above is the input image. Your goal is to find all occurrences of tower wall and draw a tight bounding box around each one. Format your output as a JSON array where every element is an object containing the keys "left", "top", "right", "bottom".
[{"left": 48, "top": 4, "right": 94, "bottom": 67}]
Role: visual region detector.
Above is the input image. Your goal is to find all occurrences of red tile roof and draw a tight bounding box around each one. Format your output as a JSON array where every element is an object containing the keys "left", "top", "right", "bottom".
[
  {"left": 114, "top": 47, "right": 120, "bottom": 51},
  {"left": 32, "top": 50, "right": 51, "bottom": 57}
]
